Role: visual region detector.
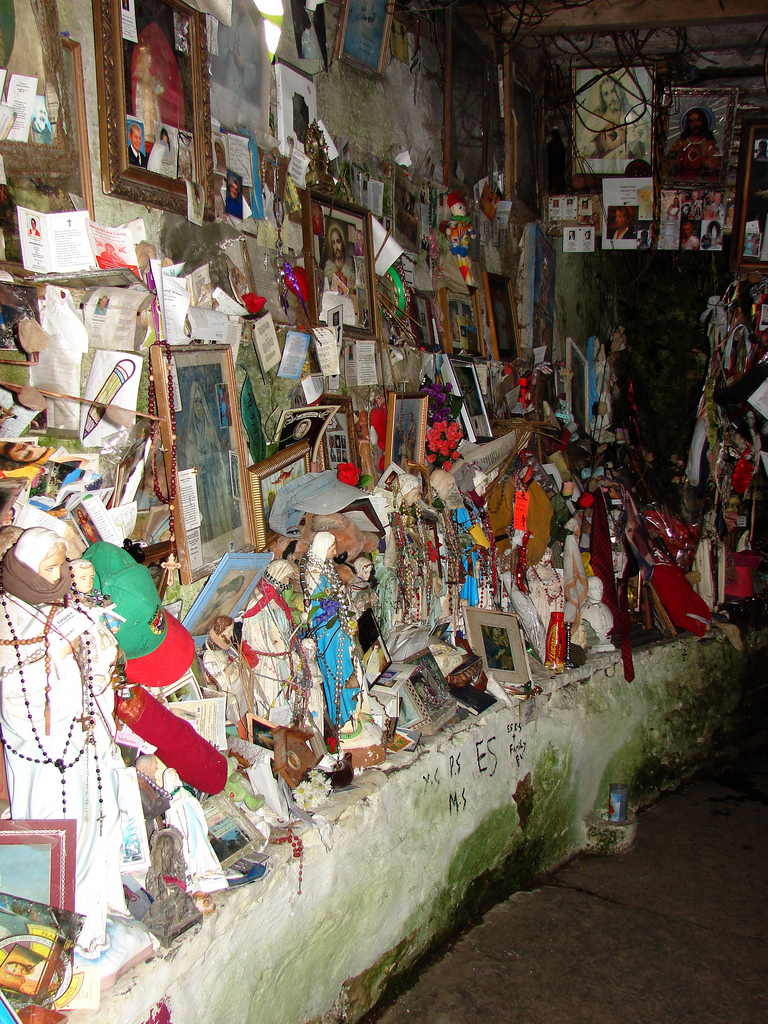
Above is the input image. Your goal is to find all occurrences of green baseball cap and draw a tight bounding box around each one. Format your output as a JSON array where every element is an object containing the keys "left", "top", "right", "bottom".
[{"left": 83, "top": 542, "right": 194, "bottom": 685}]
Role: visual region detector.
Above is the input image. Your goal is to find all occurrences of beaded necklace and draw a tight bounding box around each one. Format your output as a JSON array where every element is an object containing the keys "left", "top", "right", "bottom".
[
  {"left": 148, "top": 342, "right": 180, "bottom": 586},
  {"left": 299, "top": 551, "right": 357, "bottom": 748},
  {"left": 0, "top": 590, "right": 104, "bottom": 826}
]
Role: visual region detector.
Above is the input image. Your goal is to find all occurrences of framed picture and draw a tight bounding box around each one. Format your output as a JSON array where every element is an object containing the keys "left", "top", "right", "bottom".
[
  {"left": 275, "top": 63, "right": 317, "bottom": 154},
  {"left": 442, "top": 355, "right": 492, "bottom": 443},
  {"left": 483, "top": 272, "right": 520, "bottom": 361},
  {"left": 301, "top": 189, "right": 378, "bottom": 335},
  {"left": 0, "top": 3, "right": 75, "bottom": 177},
  {"left": 287, "top": 0, "right": 328, "bottom": 72},
  {"left": 662, "top": 88, "right": 737, "bottom": 187},
  {"left": 567, "top": 337, "right": 589, "bottom": 431},
  {"left": 118, "top": 768, "right": 151, "bottom": 876},
  {"left": 0, "top": 821, "right": 76, "bottom": 912},
  {"left": 464, "top": 609, "right": 531, "bottom": 687},
  {"left": 93, "top": 0, "right": 214, "bottom": 218},
  {"left": 247, "top": 441, "right": 312, "bottom": 551},
  {"left": 438, "top": 287, "right": 484, "bottom": 357},
  {"left": 572, "top": 67, "right": 653, "bottom": 176},
  {"left": 731, "top": 118, "right": 768, "bottom": 273},
  {"left": 202, "top": 794, "right": 265, "bottom": 870},
  {"left": 0, "top": 891, "right": 83, "bottom": 1010},
  {"left": 357, "top": 607, "right": 391, "bottom": 684},
  {"left": 411, "top": 292, "right": 436, "bottom": 349},
  {"left": 384, "top": 392, "right": 428, "bottom": 469},
  {"left": 335, "top": 0, "right": 393, "bottom": 78},
  {"left": 150, "top": 344, "right": 253, "bottom": 584},
  {"left": 320, "top": 395, "right": 360, "bottom": 470},
  {"left": 61, "top": 38, "right": 95, "bottom": 219},
  {"left": 181, "top": 551, "right": 273, "bottom": 642},
  {"left": 276, "top": 404, "right": 339, "bottom": 463}
]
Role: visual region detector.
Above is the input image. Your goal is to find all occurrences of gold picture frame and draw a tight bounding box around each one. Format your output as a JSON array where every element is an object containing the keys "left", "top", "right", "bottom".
[
  {"left": 0, "top": 1, "right": 76, "bottom": 177},
  {"left": 248, "top": 441, "right": 312, "bottom": 552},
  {"left": 150, "top": 343, "right": 253, "bottom": 584},
  {"left": 93, "top": 0, "right": 214, "bottom": 218}
]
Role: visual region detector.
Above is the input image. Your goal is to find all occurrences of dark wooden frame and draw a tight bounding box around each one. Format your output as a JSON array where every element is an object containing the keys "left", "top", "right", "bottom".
[{"left": 731, "top": 117, "right": 768, "bottom": 274}]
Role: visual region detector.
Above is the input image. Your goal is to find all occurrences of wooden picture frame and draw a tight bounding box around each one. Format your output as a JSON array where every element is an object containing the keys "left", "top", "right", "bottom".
[
  {"left": 150, "top": 343, "right": 253, "bottom": 584},
  {"left": 0, "top": 2, "right": 76, "bottom": 177},
  {"left": 464, "top": 609, "right": 531, "bottom": 687},
  {"left": 731, "top": 118, "right": 768, "bottom": 273},
  {"left": 320, "top": 394, "right": 360, "bottom": 470},
  {"left": 0, "top": 820, "right": 76, "bottom": 913},
  {"left": 93, "top": 0, "right": 214, "bottom": 218},
  {"left": 483, "top": 272, "right": 520, "bottom": 361},
  {"left": 438, "top": 287, "right": 484, "bottom": 356},
  {"left": 411, "top": 292, "right": 436, "bottom": 349},
  {"left": 247, "top": 441, "right": 312, "bottom": 551},
  {"left": 572, "top": 67, "right": 653, "bottom": 177},
  {"left": 61, "top": 38, "right": 95, "bottom": 219},
  {"left": 384, "top": 391, "right": 428, "bottom": 469},
  {"left": 182, "top": 551, "right": 273, "bottom": 642},
  {"left": 662, "top": 87, "right": 737, "bottom": 188},
  {"left": 334, "top": 0, "right": 393, "bottom": 78},
  {"left": 301, "top": 189, "right": 378, "bottom": 336},
  {"left": 567, "top": 337, "right": 589, "bottom": 432},
  {"left": 441, "top": 354, "right": 492, "bottom": 443}
]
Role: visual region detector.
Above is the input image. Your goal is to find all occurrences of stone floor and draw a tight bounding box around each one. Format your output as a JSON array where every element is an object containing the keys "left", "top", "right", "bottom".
[{"left": 369, "top": 745, "right": 768, "bottom": 1024}]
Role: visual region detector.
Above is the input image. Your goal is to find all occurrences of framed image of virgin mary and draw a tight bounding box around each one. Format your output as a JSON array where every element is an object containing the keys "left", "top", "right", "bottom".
[
  {"left": 93, "top": 0, "right": 214, "bottom": 217},
  {"left": 150, "top": 343, "right": 253, "bottom": 584}
]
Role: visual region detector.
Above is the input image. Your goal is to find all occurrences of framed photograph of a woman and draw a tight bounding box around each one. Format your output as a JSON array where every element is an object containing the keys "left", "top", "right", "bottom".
[
  {"left": 464, "top": 609, "right": 531, "bottom": 687},
  {"left": 573, "top": 67, "right": 653, "bottom": 176},
  {"left": 150, "top": 344, "right": 253, "bottom": 584}
]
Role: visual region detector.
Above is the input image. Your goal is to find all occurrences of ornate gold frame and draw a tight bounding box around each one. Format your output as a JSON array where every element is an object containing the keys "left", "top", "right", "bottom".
[
  {"left": 92, "top": 0, "right": 214, "bottom": 218},
  {"left": 0, "top": 2, "right": 76, "bottom": 176}
]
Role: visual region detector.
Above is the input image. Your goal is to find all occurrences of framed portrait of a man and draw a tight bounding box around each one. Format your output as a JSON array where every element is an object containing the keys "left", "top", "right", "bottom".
[
  {"left": 573, "top": 67, "right": 653, "bottom": 176},
  {"left": 301, "top": 190, "right": 379, "bottom": 336}
]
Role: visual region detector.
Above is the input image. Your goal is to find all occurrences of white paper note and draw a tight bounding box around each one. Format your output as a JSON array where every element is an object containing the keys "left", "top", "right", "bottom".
[
  {"left": 277, "top": 331, "right": 311, "bottom": 379},
  {"left": 253, "top": 312, "right": 281, "bottom": 373},
  {"left": 6, "top": 74, "right": 37, "bottom": 142},
  {"left": 312, "top": 326, "right": 341, "bottom": 376},
  {"left": 355, "top": 339, "right": 378, "bottom": 386}
]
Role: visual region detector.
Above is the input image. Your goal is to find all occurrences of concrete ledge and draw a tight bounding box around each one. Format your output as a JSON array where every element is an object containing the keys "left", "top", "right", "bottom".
[{"left": 69, "top": 628, "right": 768, "bottom": 1024}]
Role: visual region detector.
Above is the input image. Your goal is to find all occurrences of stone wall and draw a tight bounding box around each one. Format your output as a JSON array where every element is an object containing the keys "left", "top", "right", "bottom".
[{"left": 67, "top": 628, "right": 767, "bottom": 1024}]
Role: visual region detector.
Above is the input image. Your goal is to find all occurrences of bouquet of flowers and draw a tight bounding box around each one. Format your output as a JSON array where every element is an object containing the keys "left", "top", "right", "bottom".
[{"left": 423, "top": 379, "right": 464, "bottom": 471}]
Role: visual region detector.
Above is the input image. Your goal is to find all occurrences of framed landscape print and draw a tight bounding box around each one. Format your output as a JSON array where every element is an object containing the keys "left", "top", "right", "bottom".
[
  {"left": 93, "top": 0, "right": 214, "bottom": 217},
  {"left": 302, "top": 189, "right": 378, "bottom": 336},
  {"left": 150, "top": 343, "right": 253, "bottom": 584}
]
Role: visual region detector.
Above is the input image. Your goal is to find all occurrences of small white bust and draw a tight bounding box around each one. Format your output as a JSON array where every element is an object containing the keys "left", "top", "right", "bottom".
[{"left": 581, "top": 576, "right": 615, "bottom": 652}]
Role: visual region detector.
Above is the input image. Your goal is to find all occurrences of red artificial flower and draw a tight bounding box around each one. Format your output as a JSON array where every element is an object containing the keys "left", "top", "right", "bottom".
[
  {"left": 337, "top": 462, "right": 361, "bottom": 486},
  {"left": 242, "top": 293, "right": 267, "bottom": 314}
]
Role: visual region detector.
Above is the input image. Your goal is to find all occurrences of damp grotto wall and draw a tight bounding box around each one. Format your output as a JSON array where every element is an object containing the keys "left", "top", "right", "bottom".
[{"left": 65, "top": 627, "right": 768, "bottom": 1024}]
